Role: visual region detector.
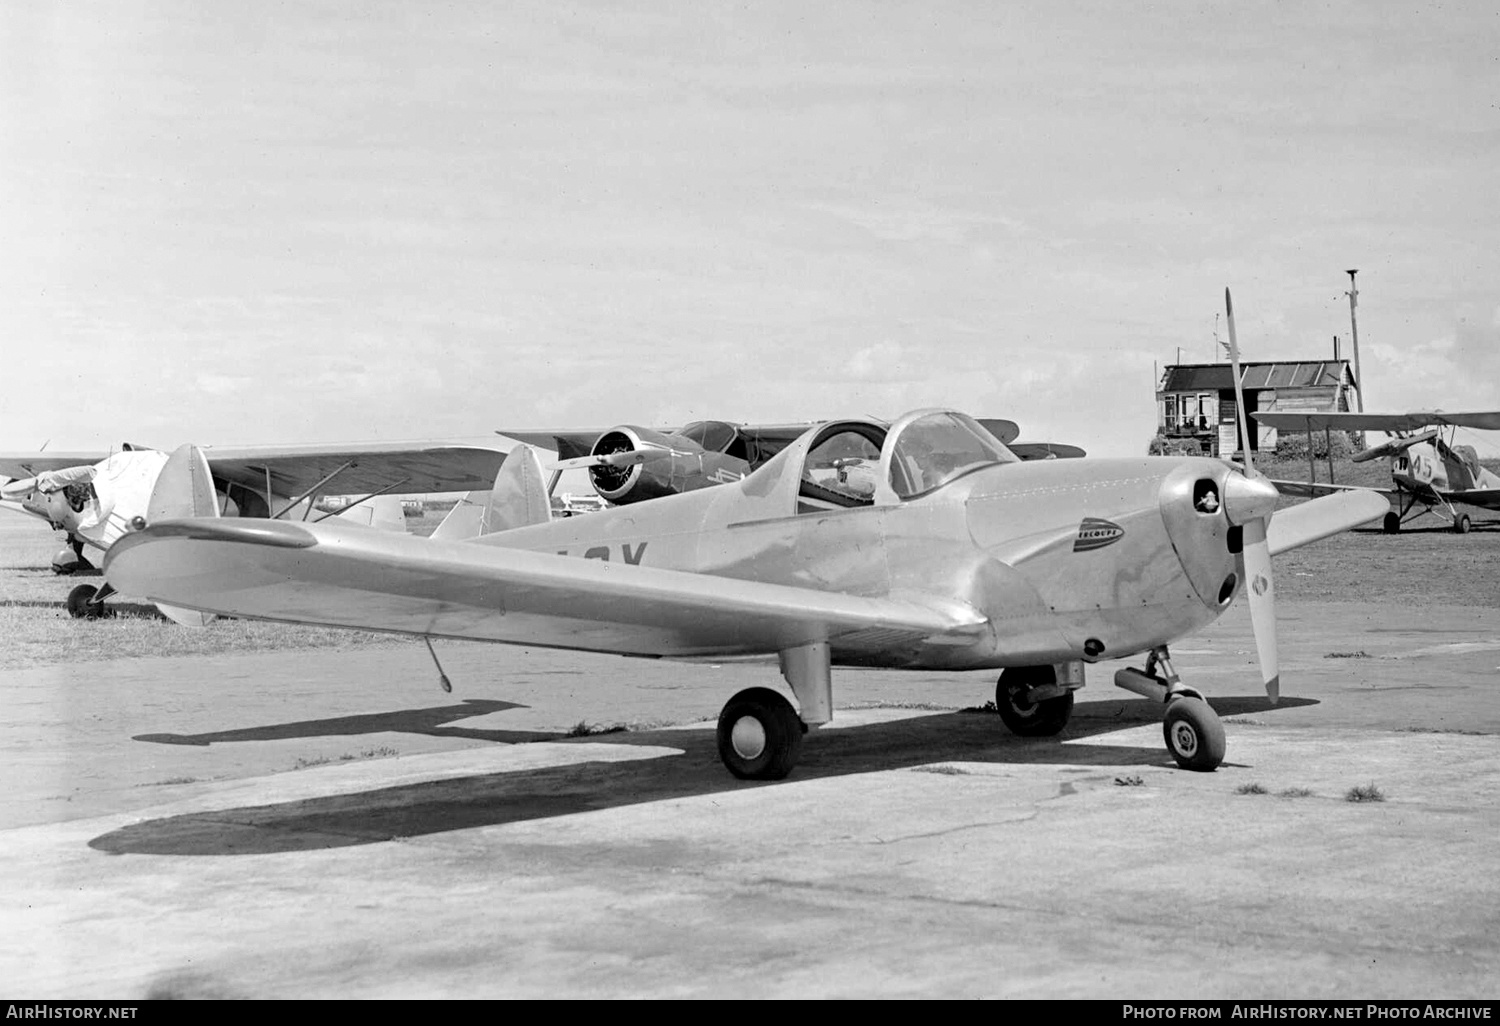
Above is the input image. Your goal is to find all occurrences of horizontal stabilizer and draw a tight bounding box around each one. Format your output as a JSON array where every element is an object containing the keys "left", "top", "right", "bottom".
[{"left": 1267, "top": 490, "right": 1389, "bottom": 556}]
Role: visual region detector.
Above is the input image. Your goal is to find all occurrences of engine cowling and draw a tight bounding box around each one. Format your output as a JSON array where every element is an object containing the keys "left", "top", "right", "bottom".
[{"left": 587, "top": 426, "right": 716, "bottom": 504}]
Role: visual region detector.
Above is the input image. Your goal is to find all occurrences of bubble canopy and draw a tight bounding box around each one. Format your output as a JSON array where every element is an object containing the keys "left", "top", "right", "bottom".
[{"left": 883, "top": 410, "right": 1018, "bottom": 500}]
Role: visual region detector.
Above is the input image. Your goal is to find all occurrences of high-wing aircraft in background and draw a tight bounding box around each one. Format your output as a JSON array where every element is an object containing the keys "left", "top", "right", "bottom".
[
  {"left": 0, "top": 439, "right": 512, "bottom": 619},
  {"left": 497, "top": 417, "right": 1083, "bottom": 508},
  {"left": 105, "top": 295, "right": 1386, "bottom": 779},
  {"left": 1252, "top": 409, "right": 1500, "bottom": 534}
]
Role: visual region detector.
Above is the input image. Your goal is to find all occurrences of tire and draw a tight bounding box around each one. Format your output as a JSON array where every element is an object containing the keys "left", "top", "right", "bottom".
[
  {"left": 1163, "top": 697, "right": 1226, "bottom": 771},
  {"left": 65, "top": 584, "right": 100, "bottom": 620},
  {"left": 995, "top": 666, "right": 1074, "bottom": 737},
  {"left": 1454, "top": 514, "right": 1471, "bottom": 535},
  {"left": 1382, "top": 511, "right": 1400, "bottom": 534},
  {"left": 716, "top": 687, "right": 803, "bottom": 780}
]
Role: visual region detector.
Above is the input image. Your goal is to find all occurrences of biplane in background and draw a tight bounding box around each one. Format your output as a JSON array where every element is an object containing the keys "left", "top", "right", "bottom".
[
  {"left": 0, "top": 439, "right": 512, "bottom": 619},
  {"left": 1252, "top": 409, "right": 1500, "bottom": 534},
  {"left": 103, "top": 293, "right": 1387, "bottom": 779}
]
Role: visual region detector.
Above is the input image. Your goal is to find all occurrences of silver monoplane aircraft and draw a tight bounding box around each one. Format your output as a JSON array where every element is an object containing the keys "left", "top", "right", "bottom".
[{"left": 105, "top": 295, "right": 1384, "bottom": 778}]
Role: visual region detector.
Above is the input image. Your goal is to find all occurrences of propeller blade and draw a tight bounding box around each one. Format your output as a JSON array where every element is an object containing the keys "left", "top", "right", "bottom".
[
  {"left": 548, "top": 450, "right": 658, "bottom": 473},
  {"left": 1224, "top": 288, "right": 1260, "bottom": 478},
  {"left": 1352, "top": 429, "right": 1439, "bottom": 463},
  {"left": 1241, "top": 517, "right": 1279, "bottom": 704}
]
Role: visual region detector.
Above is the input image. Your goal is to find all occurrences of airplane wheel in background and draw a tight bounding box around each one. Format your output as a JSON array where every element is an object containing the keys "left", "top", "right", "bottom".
[
  {"left": 1454, "top": 514, "right": 1471, "bottom": 535},
  {"left": 1382, "top": 512, "right": 1401, "bottom": 534},
  {"left": 65, "top": 584, "right": 100, "bottom": 620},
  {"left": 1163, "top": 697, "right": 1225, "bottom": 772},
  {"left": 716, "top": 687, "right": 803, "bottom": 781},
  {"left": 995, "top": 666, "right": 1074, "bottom": 737}
]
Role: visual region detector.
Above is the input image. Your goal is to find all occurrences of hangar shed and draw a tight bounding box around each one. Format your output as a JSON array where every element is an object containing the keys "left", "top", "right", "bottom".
[{"left": 1155, "top": 358, "right": 1358, "bottom": 458}]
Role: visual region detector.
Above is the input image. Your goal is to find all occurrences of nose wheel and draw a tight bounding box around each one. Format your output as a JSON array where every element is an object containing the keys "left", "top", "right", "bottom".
[
  {"left": 1115, "top": 648, "right": 1227, "bottom": 771},
  {"left": 1162, "top": 697, "right": 1226, "bottom": 771}
]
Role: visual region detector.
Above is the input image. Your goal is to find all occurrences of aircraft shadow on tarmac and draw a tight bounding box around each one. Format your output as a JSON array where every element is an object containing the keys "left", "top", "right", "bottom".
[
  {"left": 93, "top": 694, "right": 1314, "bottom": 859},
  {"left": 134, "top": 699, "right": 547, "bottom": 746}
]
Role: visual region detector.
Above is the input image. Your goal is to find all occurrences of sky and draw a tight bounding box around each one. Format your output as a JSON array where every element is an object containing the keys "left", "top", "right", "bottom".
[{"left": 3, "top": 0, "right": 1499, "bottom": 459}]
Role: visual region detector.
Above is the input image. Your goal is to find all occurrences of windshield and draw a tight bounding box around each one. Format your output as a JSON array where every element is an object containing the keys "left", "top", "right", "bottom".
[
  {"left": 887, "top": 411, "right": 1016, "bottom": 499},
  {"left": 677, "top": 421, "right": 739, "bottom": 454}
]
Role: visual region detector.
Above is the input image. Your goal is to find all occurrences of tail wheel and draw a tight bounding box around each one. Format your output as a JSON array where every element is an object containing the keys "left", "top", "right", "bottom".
[
  {"left": 995, "top": 666, "right": 1074, "bottom": 737},
  {"left": 716, "top": 687, "right": 803, "bottom": 780},
  {"left": 65, "top": 584, "right": 101, "bottom": 620},
  {"left": 1383, "top": 511, "right": 1400, "bottom": 534},
  {"left": 1163, "top": 697, "right": 1225, "bottom": 771}
]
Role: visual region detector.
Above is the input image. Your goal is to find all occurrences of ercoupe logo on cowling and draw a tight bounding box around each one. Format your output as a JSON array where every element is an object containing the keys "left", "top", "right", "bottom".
[{"left": 1073, "top": 517, "right": 1125, "bottom": 552}]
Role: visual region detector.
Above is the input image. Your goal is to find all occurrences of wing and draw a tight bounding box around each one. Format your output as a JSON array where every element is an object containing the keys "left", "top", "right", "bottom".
[
  {"left": 201, "top": 440, "right": 512, "bottom": 497},
  {"left": 0, "top": 452, "right": 111, "bottom": 478},
  {"left": 1269, "top": 479, "right": 1400, "bottom": 502},
  {"left": 1437, "top": 488, "right": 1500, "bottom": 510},
  {"left": 494, "top": 430, "right": 602, "bottom": 460},
  {"left": 1255, "top": 409, "right": 1500, "bottom": 432},
  {"left": 103, "top": 518, "right": 988, "bottom": 658}
]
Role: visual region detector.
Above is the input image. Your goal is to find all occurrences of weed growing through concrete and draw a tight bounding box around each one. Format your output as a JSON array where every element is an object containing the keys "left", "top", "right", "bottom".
[
  {"left": 1324, "top": 650, "right": 1372, "bottom": 659},
  {"left": 340, "top": 747, "right": 398, "bottom": 761},
  {"left": 565, "top": 721, "right": 626, "bottom": 737},
  {"left": 1345, "top": 782, "right": 1385, "bottom": 802},
  {"left": 1235, "top": 782, "right": 1268, "bottom": 795}
]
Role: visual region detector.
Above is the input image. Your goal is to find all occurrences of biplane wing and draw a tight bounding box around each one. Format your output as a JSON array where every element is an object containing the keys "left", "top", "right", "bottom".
[{"left": 1254, "top": 410, "right": 1500, "bottom": 432}]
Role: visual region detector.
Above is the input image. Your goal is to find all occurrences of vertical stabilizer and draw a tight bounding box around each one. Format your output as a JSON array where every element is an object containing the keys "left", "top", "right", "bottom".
[
  {"left": 430, "top": 490, "right": 489, "bottom": 540},
  {"left": 145, "top": 445, "right": 219, "bottom": 627},
  {"left": 336, "top": 493, "right": 408, "bottom": 533},
  {"left": 481, "top": 444, "right": 552, "bottom": 534}
]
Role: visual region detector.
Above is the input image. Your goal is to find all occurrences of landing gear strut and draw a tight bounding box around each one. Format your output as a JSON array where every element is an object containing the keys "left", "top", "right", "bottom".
[
  {"left": 65, "top": 582, "right": 116, "bottom": 620},
  {"left": 1114, "top": 646, "right": 1226, "bottom": 771}
]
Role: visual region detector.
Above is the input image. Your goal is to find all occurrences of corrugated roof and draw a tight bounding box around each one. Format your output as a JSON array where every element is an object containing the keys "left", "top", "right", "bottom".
[{"left": 1159, "top": 361, "right": 1349, "bottom": 393}]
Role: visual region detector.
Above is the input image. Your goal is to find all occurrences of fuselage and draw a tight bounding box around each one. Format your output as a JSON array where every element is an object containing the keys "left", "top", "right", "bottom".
[{"left": 477, "top": 450, "right": 1246, "bottom": 671}]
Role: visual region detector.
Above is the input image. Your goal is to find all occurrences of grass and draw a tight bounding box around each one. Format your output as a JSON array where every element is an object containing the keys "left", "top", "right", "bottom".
[
  {"left": 1114, "top": 775, "right": 1144, "bottom": 787},
  {"left": 1279, "top": 787, "right": 1315, "bottom": 798},
  {"left": 1345, "top": 782, "right": 1386, "bottom": 803},
  {"left": 564, "top": 721, "right": 627, "bottom": 737},
  {"left": 913, "top": 764, "right": 972, "bottom": 776},
  {"left": 294, "top": 747, "right": 400, "bottom": 770},
  {"left": 1323, "top": 650, "right": 1372, "bottom": 659},
  {"left": 1235, "top": 782, "right": 1269, "bottom": 795}
]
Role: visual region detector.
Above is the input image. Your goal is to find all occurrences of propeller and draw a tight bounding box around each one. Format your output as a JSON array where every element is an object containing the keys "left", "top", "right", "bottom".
[
  {"left": 1224, "top": 288, "right": 1279, "bottom": 704},
  {"left": 548, "top": 448, "right": 674, "bottom": 473},
  {"left": 1352, "top": 428, "right": 1439, "bottom": 464}
]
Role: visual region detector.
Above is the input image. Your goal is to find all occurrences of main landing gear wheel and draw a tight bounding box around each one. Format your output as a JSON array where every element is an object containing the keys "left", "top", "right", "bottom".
[
  {"left": 995, "top": 666, "right": 1074, "bottom": 737},
  {"left": 1163, "top": 697, "right": 1225, "bottom": 772},
  {"left": 1454, "top": 513, "right": 1471, "bottom": 535},
  {"left": 65, "top": 583, "right": 109, "bottom": 620},
  {"left": 716, "top": 687, "right": 803, "bottom": 781},
  {"left": 1383, "top": 511, "right": 1401, "bottom": 534}
]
